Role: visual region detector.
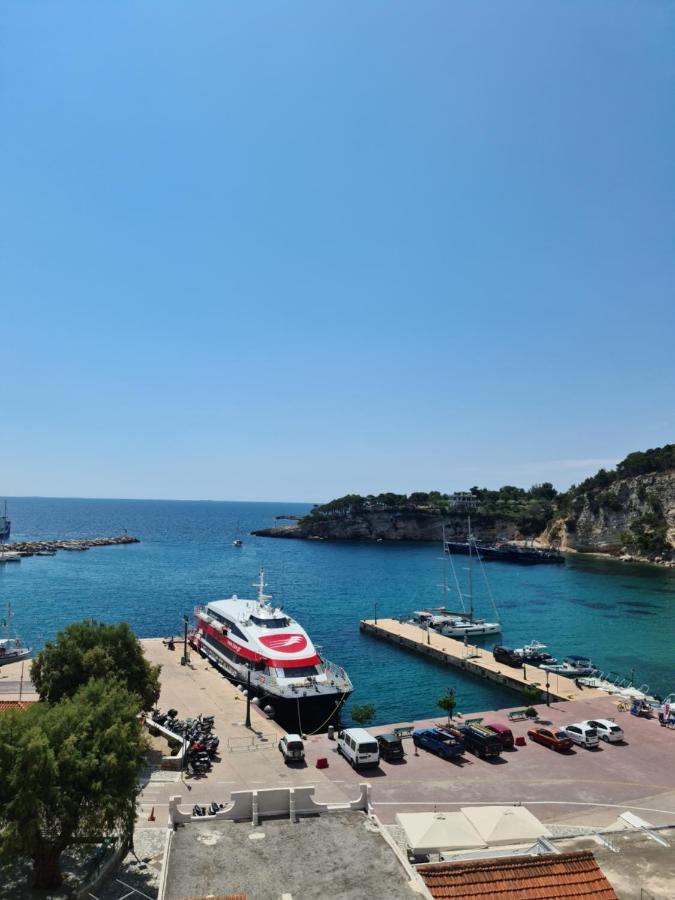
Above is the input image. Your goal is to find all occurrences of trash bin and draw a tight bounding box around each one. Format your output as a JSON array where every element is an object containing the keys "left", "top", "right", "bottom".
[{"left": 328, "top": 725, "right": 335, "bottom": 741}]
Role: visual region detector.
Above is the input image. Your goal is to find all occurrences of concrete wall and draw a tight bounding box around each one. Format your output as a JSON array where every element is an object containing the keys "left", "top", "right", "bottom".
[{"left": 167, "top": 783, "right": 371, "bottom": 828}]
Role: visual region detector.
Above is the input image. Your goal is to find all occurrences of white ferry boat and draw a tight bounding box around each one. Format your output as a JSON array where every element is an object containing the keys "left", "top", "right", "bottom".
[{"left": 189, "top": 567, "right": 352, "bottom": 733}]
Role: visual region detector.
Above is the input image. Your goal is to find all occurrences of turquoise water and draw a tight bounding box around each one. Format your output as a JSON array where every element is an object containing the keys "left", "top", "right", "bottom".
[{"left": 2, "top": 497, "right": 675, "bottom": 725}]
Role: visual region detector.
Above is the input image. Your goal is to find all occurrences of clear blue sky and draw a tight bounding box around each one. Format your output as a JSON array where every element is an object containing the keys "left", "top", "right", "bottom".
[{"left": 2, "top": 1, "right": 674, "bottom": 502}]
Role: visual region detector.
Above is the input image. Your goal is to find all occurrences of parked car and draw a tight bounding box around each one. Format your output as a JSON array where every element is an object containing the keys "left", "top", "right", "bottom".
[
  {"left": 413, "top": 728, "right": 465, "bottom": 759},
  {"left": 527, "top": 727, "right": 573, "bottom": 752},
  {"left": 278, "top": 734, "right": 305, "bottom": 763},
  {"left": 584, "top": 719, "right": 624, "bottom": 743},
  {"left": 492, "top": 646, "right": 523, "bottom": 668},
  {"left": 337, "top": 728, "right": 380, "bottom": 768},
  {"left": 376, "top": 732, "right": 405, "bottom": 762},
  {"left": 562, "top": 722, "right": 599, "bottom": 749},
  {"left": 485, "top": 723, "right": 515, "bottom": 750},
  {"left": 441, "top": 724, "right": 502, "bottom": 759}
]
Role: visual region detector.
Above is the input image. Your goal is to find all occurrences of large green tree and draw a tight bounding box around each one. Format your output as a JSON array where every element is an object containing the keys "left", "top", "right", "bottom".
[
  {"left": 31, "top": 620, "right": 161, "bottom": 711},
  {"left": 0, "top": 679, "right": 147, "bottom": 889}
]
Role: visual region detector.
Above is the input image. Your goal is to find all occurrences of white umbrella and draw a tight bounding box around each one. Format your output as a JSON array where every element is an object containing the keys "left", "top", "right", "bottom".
[
  {"left": 395, "top": 812, "right": 486, "bottom": 853},
  {"left": 460, "top": 805, "right": 551, "bottom": 846}
]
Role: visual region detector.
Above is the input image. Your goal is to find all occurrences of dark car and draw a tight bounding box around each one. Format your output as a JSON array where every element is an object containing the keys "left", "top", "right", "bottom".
[
  {"left": 376, "top": 733, "right": 405, "bottom": 762},
  {"left": 493, "top": 646, "right": 523, "bottom": 668},
  {"left": 528, "top": 727, "right": 573, "bottom": 752},
  {"left": 441, "top": 724, "right": 502, "bottom": 759},
  {"left": 485, "top": 723, "right": 515, "bottom": 750},
  {"left": 413, "top": 728, "right": 465, "bottom": 759}
]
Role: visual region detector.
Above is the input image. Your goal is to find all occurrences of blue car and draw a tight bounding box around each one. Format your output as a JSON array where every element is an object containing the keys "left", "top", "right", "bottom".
[{"left": 412, "top": 728, "right": 465, "bottom": 759}]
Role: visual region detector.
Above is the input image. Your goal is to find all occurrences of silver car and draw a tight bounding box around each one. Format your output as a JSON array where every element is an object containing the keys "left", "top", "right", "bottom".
[
  {"left": 562, "top": 722, "right": 599, "bottom": 749},
  {"left": 584, "top": 719, "right": 624, "bottom": 743}
]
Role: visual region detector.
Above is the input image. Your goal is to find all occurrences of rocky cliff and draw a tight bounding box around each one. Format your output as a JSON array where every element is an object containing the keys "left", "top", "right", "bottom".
[
  {"left": 539, "top": 469, "right": 675, "bottom": 564},
  {"left": 253, "top": 513, "right": 524, "bottom": 544},
  {"left": 253, "top": 446, "right": 675, "bottom": 565}
]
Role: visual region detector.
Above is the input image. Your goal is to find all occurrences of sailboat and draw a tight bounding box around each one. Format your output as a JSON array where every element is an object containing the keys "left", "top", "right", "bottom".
[
  {"left": 232, "top": 521, "right": 243, "bottom": 547},
  {"left": 0, "top": 602, "right": 32, "bottom": 666},
  {"left": 438, "top": 521, "right": 501, "bottom": 638}
]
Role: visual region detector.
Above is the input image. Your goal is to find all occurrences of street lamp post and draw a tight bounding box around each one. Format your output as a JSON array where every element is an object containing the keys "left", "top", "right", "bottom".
[
  {"left": 545, "top": 671, "right": 550, "bottom": 707},
  {"left": 374, "top": 602, "right": 378, "bottom": 625},
  {"left": 245, "top": 668, "right": 252, "bottom": 729},
  {"left": 182, "top": 615, "right": 189, "bottom": 666}
]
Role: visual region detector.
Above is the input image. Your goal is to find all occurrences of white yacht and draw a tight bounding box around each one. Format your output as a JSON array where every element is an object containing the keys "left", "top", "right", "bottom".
[
  {"left": 439, "top": 522, "right": 501, "bottom": 638},
  {"left": 189, "top": 566, "right": 352, "bottom": 733},
  {"left": 0, "top": 604, "right": 32, "bottom": 666}
]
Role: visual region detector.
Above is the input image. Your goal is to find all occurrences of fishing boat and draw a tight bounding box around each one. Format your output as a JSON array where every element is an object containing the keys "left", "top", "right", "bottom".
[
  {"left": 232, "top": 521, "right": 243, "bottom": 547},
  {"left": 0, "top": 603, "right": 32, "bottom": 666},
  {"left": 541, "top": 655, "right": 597, "bottom": 676},
  {"left": 514, "top": 640, "right": 557, "bottom": 665},
  {"left": 0, "top": 550, "right": 21, "bottom": 564},
  {"left": 0, "top": 501, "right": 10, "bottom": 542},
  {"left": 439, "top": 522, "right": 501, "bottom": 637},
  {"left": 189, "top": 566, "right": 352, "bottom": 733}
]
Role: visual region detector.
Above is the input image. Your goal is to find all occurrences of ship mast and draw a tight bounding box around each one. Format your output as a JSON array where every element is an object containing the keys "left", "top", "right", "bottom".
[{"left": 254, "top": 565, "right": 272, "bottom": 606}]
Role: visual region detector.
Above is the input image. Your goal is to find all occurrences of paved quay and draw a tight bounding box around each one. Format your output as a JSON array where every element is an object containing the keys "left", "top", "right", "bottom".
[
  {"left": 138, "top": 639, "right": 353, "bottom": 826},
  {"left": 0, "top": 656, "right": 38, "bottom": 702},
  {"left": 303, "top": 694, "right": 675, "bottom": 828},
  {"left": 360, "top": 618, "right": 607, "bottom": 702}
]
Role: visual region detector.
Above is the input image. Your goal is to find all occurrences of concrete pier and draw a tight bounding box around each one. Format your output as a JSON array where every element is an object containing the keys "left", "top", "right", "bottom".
[{"left": 359, "top": 618, "right": 606, "bottom": 703}]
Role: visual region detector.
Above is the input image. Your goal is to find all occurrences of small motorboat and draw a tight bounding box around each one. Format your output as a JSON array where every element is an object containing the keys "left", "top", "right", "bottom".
[
  {"left": 514, "top": 640, "right": 557, "bottom": 665},
  {"left": 541, "top": 655, "right": 597, "bottom": 676}
]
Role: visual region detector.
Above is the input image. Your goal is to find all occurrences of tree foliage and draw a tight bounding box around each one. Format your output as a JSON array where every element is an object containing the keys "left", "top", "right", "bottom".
[
  {"left": 31, "top": 620, "right": 161, "bottom": 711},
  {"left": 437, "top": 690, "right": 457, "bottom": 721},
  {"left": 350, "top": 703, "right": 376, "bottom": 727},
  {"left": 0, "top": 679, "right": 147, "bottom": 889}
]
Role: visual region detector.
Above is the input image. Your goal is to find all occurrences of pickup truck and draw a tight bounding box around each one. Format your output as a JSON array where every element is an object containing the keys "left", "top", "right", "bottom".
[
  {"left": 440, "top": 724, "right": 503, "bottom": 759},
  {"left": 412, "top": 728, "right": 465, "bottom": 759}
]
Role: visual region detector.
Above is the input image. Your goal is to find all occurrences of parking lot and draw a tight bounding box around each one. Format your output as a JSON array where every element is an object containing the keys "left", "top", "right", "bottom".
[{"left": 301, "top": 694, "right": 675, "bottom": 827}]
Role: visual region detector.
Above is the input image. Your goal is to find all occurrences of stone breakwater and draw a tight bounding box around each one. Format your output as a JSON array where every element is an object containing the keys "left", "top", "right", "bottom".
[{"left": 2, "top": 534, "right": 140, "bottom": 557}]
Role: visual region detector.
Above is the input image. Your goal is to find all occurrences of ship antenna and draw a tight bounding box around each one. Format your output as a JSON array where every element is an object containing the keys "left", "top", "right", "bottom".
[{"left": 254, "top": 565, "right": 272, "bottom": 606}]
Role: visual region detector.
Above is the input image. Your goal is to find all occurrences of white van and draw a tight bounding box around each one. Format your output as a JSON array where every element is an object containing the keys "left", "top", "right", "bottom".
[
  {"left": 562, "top": 722, "right": 599, "bottom": 749},
  {"left": 337, "top": 727, "right": 380, "bottom": 768}
]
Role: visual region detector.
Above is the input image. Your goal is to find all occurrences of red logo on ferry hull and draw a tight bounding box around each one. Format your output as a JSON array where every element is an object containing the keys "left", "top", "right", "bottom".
[{"left": 258, "top": 633, "right": 308, "bottom": 653}]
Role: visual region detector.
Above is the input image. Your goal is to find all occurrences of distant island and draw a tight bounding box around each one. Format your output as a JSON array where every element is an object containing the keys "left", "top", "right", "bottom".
[{"left": 253, "top": 444, "right": 675, "bottom": 566}]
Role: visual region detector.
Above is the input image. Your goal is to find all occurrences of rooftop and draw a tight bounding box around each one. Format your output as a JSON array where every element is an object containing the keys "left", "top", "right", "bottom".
[
  {"left": 163, "top": 811, "right": 414, "bottom": 900},
  {"left": 417, "top": 850, "right": 618, "bottom": 899}
]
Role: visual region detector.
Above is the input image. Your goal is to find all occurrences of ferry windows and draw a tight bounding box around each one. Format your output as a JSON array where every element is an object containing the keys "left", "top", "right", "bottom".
[
  {"left": 278, "top": 665, "right": 318, "bottom": 678},
  {"left": 250, "top": 615, "right": 291, "bottom": 629}
]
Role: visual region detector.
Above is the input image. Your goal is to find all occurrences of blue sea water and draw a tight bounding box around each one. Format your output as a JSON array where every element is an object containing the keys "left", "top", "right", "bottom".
[{"left": 2, "top": 497, "right": 675, "bottom": 725}]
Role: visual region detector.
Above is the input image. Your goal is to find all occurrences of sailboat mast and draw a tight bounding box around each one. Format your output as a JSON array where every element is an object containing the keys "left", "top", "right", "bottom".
[{"left": 467, "top": 516, "right": 473, "bottom": 621}]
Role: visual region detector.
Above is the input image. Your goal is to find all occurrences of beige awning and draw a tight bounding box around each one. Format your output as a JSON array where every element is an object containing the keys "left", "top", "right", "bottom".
[
  {"left": 461, "top": 805, "right": 551, "bottom": 846},
  {"left": 395, "top": 812, "right": 486, "bottom": 853}
]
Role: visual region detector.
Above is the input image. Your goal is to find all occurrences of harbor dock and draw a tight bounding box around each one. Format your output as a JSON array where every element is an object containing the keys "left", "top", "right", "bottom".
[{"left": 359, "top": 618, "right": 606, "bottom": 703}]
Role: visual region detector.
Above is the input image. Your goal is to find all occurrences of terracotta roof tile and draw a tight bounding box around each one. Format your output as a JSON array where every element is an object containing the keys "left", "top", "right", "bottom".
[
  {"left": 418, "top": 850, "right": 617, "bottom": 899},
  {"left": 0, "top": 701, "right": 35, "bottom": 712}
]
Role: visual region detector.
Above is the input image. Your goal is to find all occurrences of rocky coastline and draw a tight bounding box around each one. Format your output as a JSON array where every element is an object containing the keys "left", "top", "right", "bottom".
[
  {"left": 252, "top": 451, "right": 675, "bottom": 567},
  {"left": 1, "top": 534, "right": 140, "bottom": 558}
]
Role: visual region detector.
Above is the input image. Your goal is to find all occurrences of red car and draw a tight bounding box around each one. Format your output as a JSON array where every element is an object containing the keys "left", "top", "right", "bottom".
[
  {"left": 485, "top": 723, "right": 515, "bottom": 750},
  {"left": 527, "top": 727, "right": 573, "bottom": 752}
]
